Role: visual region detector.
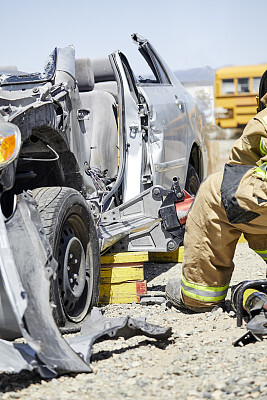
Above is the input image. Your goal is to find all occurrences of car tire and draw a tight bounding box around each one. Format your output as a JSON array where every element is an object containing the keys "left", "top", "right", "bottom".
[
  {"left": 185, "top": 164, "right": 200, "bottom": 196},
  {"left": 32, "top": 187, "right": 100, "bottom": 330}
]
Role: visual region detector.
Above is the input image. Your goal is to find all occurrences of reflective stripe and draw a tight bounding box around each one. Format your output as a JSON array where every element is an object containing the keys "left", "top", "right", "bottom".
[
  {"left": 254, "top": 162, "right": 267, "bottom": 180},
  {"left": 181, "top": 274, "right": 229, "bottom": 302},
  {"left": 254, "top": 249, "right": 267, "bottom": 261},
  {"left": 260, "top": 137, "right": 267, "bottom": 156}
]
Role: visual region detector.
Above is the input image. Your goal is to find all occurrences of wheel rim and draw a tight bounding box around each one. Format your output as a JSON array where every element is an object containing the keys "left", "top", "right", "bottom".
[{"left": 57, "top": 218, "right": 92, "bottom": 322}]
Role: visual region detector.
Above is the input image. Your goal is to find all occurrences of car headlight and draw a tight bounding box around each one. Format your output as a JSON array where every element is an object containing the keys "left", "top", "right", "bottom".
[{"left": 0, "top": 122, "right": 21, "bottom": 170}]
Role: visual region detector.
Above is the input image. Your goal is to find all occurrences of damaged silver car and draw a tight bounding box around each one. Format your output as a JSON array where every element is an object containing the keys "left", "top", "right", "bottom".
[{"left": 0, "top": 34, "right": 206, "bottom": 376}]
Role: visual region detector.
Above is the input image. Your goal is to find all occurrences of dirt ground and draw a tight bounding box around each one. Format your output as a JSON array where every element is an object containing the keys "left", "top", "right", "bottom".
[
  {"left": 1, "top": 242, "right": 267, "bottom": 400},
  {"left": 205, "top": 139, "right": 236, "bottom": 175}
]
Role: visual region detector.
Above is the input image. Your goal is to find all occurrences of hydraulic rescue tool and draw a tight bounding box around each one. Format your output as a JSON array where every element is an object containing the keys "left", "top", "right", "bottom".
[{"left": 158, "top": 176, "right": 195, "bottom": 250}]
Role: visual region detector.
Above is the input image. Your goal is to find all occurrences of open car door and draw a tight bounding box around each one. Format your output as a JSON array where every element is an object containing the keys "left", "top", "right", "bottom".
[
  {"left": 109, "top": 51, "right": 144, "bottom": 202},
  {"left": 131, "top": 34, "right": 189, "bottom": 190}
]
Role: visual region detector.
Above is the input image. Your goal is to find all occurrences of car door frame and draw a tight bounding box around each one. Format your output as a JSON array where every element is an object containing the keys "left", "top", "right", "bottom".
[{"left": 133, "top": 37, "right": 189, "bottom": 189}]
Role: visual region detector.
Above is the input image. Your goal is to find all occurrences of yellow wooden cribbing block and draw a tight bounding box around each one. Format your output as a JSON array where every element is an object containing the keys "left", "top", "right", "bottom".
[
  {"left": 101, "top": 248, "right": 184, "bottom": 266},
  {"left": 148, "top": 247, "right": 184, "bottom": 263},
  {"left": 100, "top": 253, "right": 147, "bottom": 304},
  {"left": 101, "top": 263, "right": 144, "bottom": 284},
  {"left": 99, "top": 281, "right": 147, "bottom": 304},
  {"left": 101, "top": 251, "right": 149, "bottom": 264}
]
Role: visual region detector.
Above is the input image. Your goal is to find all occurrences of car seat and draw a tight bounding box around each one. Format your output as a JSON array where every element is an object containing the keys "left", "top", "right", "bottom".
[{"left": 75, "top": 58, "right": 118, "bottom": 180}]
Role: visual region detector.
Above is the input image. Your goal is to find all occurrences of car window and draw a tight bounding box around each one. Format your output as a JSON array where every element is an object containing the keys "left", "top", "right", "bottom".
[
  {"left": 221, "top": 79, "right": 235, "bottom": 94},
  {"left": 137, "top": 49, "right": 159, "bottom": 83},
  {"left": 149, "top": 51, "right": 171, "bottom": 85},
  {"left": 237, "top": 78, "right": 249, "bottom": 93},
  {"left": 125, "top": 45, "right": 170, "bottom": 85},
  {"left": 253, "top": 77, "right": 261, "bottom": 93}
]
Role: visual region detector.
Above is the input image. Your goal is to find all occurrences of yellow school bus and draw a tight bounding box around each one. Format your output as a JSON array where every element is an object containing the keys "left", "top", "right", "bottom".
[{"left": 214, "top": 64, "right": 267, "bottom": 130}]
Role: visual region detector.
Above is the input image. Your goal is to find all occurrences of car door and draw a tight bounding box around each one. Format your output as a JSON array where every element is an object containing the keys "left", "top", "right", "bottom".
[
  {"left": 134, "top": 39, "right": 188, "bottom": 189},
  {"left": 110, "top": 51, "right": 143, "bottom": 203}
]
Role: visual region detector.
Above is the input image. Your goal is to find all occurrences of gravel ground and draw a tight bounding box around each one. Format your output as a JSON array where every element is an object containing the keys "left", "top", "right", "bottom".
[{"left": 1, "top": 242, "right": 267, "bottom": 400}]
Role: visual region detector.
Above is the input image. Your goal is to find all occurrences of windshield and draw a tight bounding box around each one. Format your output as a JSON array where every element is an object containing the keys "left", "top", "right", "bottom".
[{"left": 0, "top": 48, "right": 57, "bottom": 85}]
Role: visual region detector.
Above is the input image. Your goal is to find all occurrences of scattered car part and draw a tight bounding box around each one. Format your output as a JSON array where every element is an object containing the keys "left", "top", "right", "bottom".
[
  {"left": 231, "top": 279, "right": 267, "bottom": 346},
  {"left": 0, "top": 307, "right": 172, "bottom": 378},
  {"left": 66, "top": 308, "right": 172, "bottom": 365},
  {"left": 140, "top": 295, "right": 166, "bottom": 305}
]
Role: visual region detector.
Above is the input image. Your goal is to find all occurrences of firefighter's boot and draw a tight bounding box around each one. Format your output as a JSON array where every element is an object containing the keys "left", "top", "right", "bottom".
[
  {"left": 165, "top": 278, "right": 187, "bottom": 310},
  {"left": 166, "top": 278, "right": 218, "bottom": 313}
]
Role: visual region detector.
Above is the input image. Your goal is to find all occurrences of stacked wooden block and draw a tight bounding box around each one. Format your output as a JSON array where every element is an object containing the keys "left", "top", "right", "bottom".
[
  {"left": 148, "top": 247, "right": 184, "bottom": 264},
  {"left": 99, "top": 247, "right": 184, "bottom": 305},
  {"left": 99, "top": 252, "right": 149, "bottom": 304}
]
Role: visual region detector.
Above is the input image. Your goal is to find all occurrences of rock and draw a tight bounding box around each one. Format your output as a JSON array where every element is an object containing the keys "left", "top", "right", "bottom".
[
  {"left": 127, "top": 370, "right": 137, "bottom": 378},
  {"left": 171, "top": 366, "right": 185, "bottom": 376},
  {"left": 229, "top": 311, "right": 235, "bottom": 317},
  {"left": 211, "top": 390, "right": 223, "bottom": 400}
]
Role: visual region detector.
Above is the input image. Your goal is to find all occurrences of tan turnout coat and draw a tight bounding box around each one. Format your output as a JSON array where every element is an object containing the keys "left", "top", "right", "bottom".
[{"left": 181, "top": 105, "right": 267, "bottom": 310}]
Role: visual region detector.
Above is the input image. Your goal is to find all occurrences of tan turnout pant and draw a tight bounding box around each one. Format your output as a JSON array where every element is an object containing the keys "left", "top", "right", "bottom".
[{"left": 181, "top": 171, "right": 267, "bottom": 310}]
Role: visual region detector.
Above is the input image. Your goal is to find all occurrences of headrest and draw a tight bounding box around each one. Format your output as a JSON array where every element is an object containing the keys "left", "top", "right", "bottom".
[
  {"left": 75, "top": 58, "right": 94, "bottom": 92},
  {"left": 91, "top": 57, "right": 115, "bottom": 83}
]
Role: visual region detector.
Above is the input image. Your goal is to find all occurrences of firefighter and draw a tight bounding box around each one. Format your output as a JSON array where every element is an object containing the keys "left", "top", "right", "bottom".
[{"left": 166, "top": 95, "right": 267, "bottom": 312}]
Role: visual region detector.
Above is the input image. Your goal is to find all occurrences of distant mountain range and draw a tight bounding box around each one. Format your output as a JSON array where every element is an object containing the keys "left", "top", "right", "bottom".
[{"left": 174, "top": 66, "right": 216, "bottom": 86}]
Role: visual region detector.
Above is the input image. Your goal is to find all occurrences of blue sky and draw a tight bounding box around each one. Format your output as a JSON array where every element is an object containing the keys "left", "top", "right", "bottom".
[{"left": 1, "top": 0, "right": 266, "bottom": 74}]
